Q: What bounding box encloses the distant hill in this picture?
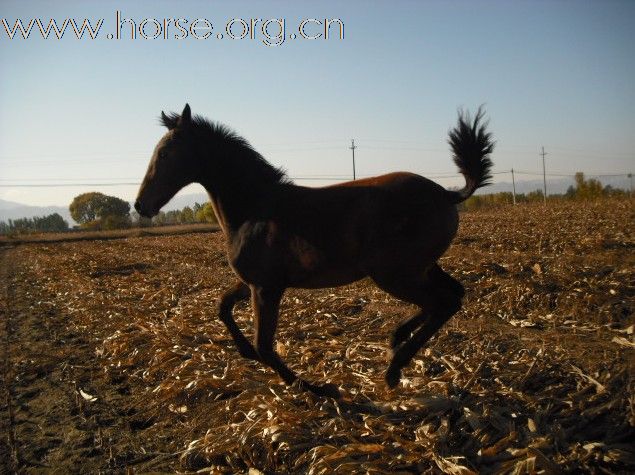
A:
[0,199,74,225]
[0,193,211,226]
[161,193,209,211]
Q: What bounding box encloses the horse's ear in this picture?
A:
[160,111,178,130]
[180,104,192,125]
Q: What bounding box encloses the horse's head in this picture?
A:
[135,103,198,218]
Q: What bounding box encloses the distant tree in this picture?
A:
[565,185,576,199]
[451,180,628,212]
[602,184,626,198]
[69,192,130,229]
[572,172,603,200]
[527,189,544,202]
[153,211,167,226]
[462,191,515,210]
[100,195,130,219]
[33,213,69,232]
[69,192,102,223]
[181,206,194,224]
[0,213,68,234]
[101,214,131,230]
[166,210,180,224]
[7,218,30,234]
[195,202,217,223]
[144,202,217,227]
[131,211,152,228]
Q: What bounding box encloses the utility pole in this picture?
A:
[350,139,357,180]
[511,168,517,205]
[540,146,548,205]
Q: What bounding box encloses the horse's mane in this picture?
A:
[162,112,290,185]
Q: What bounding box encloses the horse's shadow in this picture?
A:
[307,388,465,425]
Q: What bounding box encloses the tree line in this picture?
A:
[68,192,218,230]
[0,192,217,235]
[0,173,630,234]
[460,173,630,210]
[0,213,69,235]
[133,202,217,227]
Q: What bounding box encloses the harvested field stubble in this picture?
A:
[2,199,633,473]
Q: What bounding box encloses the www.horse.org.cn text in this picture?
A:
[1,12,345,46]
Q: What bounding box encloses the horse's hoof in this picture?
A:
[385,368,401,388]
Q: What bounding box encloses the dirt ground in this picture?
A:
[1,199,633,473]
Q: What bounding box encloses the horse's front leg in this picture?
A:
[218,281,260,361]
[251,285,341,399]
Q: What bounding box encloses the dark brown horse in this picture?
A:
[135,104,493,398]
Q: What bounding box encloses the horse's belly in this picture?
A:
[288,266,364,289]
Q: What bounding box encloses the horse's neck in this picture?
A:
[200,154,276,234]
[206,184,273,234]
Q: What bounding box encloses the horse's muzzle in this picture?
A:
[134,199,152,218]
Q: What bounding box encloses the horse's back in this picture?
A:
[333,171,457,229]
[331,171,451,205]
[276,172,459,277]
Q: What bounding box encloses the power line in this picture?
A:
[1,142,632,162]
[0,171,501,185]
[358,145,443,152]
[260,145,344,152]
[0,183,142,188]
[0,170,632,188]
[0,177,142,182]
[256,139,345,146]
[547,146,633,157]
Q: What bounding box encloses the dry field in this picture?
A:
[1,199,633,473]
[0,223,219,246]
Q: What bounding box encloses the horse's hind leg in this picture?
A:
[251,285,341,399]
[391,312,426,349]
[219,281,260,361]
[387,266,464,387]
[391,266,465,349]
[372,264,465,388]
[372,268,433,348]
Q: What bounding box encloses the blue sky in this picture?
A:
[1,0,633,206]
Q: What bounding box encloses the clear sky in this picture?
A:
[1,0,633,206]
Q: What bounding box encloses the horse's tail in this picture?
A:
[446,107,494,204]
